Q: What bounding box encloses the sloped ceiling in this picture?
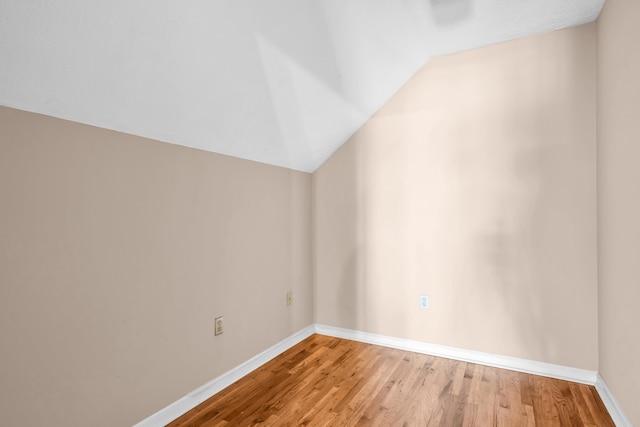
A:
[0,0,604,172]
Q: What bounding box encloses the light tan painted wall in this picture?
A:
[0,106,313,427]
[597,1,640,424]
[314,24,598,370]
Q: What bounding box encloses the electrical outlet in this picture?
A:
[286,291,293,306]
[420,295,429,309]
[215,316,224,336]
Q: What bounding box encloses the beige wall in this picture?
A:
[597,0,640,424]
[0,106,313,426]
[314,24,598,370]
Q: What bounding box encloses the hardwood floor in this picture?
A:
[168,334,615,426]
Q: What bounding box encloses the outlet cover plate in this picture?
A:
[215,316,224,336]
[286,291,293,306]
[420,295,429,309]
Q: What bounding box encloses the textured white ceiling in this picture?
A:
[0,0,604,172]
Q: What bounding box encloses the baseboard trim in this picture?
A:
[133,325,316,427]
[595,374,633,427]
[313,324,598,385]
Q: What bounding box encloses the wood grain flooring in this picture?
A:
[167,334,615,426]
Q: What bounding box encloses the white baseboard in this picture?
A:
[313,324,598,385]
[595,374,634,427]
[133,325,315,427]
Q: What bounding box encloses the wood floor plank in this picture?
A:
[581,386,617,427]
[167,334,615,426]
[467,363,484,405]
[569,382,595,425]
[331,348,407,426]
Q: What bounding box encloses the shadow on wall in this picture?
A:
[319,23,598,368]
[314,23,597,370]
[341,100,561,362]
[430,0,474,25]
[339,251,359,329]
[448,131,551,361]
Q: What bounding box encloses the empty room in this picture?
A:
[0,0,638,426]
